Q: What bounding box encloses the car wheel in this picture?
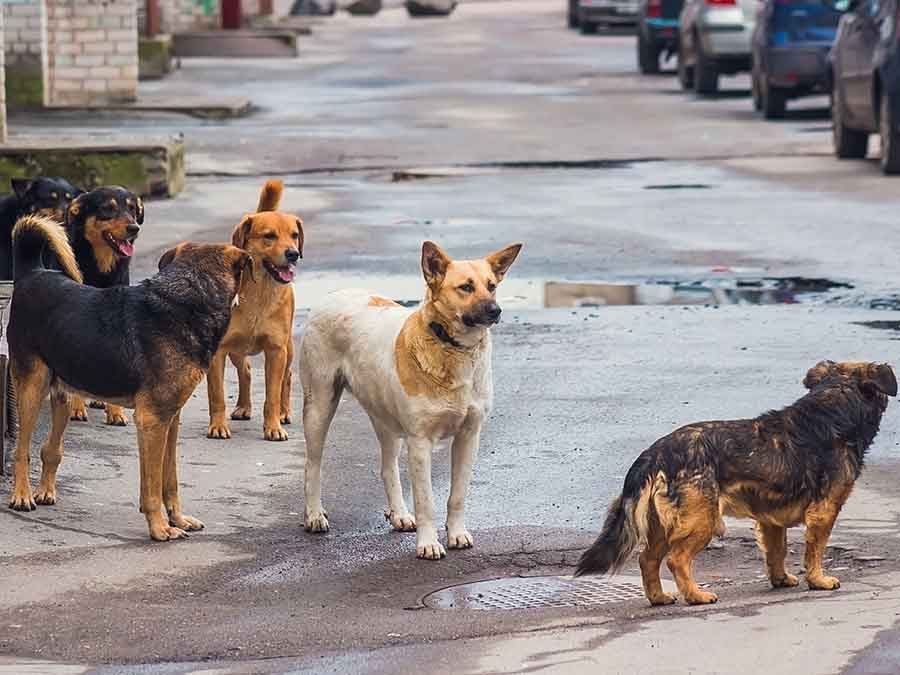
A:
[831,80,868,159]
[694,36,718,95]
[677,49,694,90]
[638,32,660,74]
[568,0,579,28]
[762,81,787,120]
[751,58,763,112]
[580,19,598,33]
[880,94,900,174]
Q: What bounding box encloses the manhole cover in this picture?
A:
[423,575,670,611]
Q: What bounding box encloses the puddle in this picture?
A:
[644,183,713,190]
[855,321,900,333]
[294,275,851,311]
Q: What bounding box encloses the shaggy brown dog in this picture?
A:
[206,179,302,442]
[576,361,896,605]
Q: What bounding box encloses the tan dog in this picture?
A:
[206,180,302,442]
[299,241,522,559]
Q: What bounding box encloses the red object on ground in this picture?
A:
[222,0,243,29]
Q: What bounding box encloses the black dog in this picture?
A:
[65,186,144,424]
[0,177,82,280]
[7,214,252,541]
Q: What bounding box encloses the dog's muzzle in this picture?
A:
[463,301,502,327]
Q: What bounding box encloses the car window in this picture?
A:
[867,0,879,15]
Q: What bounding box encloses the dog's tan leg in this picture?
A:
[263,345,288,441]
[408,436,445,560]
[804,487,851,590]
[280,339,293,425]
[135,405,186,541]
[229,353,252,421]
[302,376,341,533]
[756,522,798,588]
[446,418,481,550]
[375,421,414,532]
[104,404,128,427]
[640,512,675,605]
[9,361,50,511]
[162,411,204,533]
[69,394,88,422]
[207,349,231,439]
[34,388,71,506]
[665,485,718,604]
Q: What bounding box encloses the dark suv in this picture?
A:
[637,0,684,73]
[829,0,900,173]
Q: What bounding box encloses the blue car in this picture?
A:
[751,0,846,118]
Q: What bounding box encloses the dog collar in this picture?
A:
[429,321,466,349]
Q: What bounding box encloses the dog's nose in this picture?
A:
[126,223,140,237]
[285,248,301,264]
[485,302,501,321]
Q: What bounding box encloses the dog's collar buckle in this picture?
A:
[429,321,466,350]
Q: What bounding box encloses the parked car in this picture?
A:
[829,0,900,173]
[751,0,845,118]
[637,0,684,73]
[571,0,640,33]
[677,0,757,94]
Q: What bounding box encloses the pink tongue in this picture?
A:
[277,266,295,282]
[118,241,134,257]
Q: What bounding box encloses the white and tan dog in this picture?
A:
[299,241,522,559]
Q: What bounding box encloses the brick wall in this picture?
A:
[45,0,139,106]
[159,0,221,32]
[3,0,47,107]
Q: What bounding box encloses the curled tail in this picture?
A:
[257,179,284,212]
[12,214,82,283]
[575,454,661,577]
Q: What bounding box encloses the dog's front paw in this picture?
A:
[169,514,205,532]
[207,421,232,439]
[771,572,799,588]
[648,592,677,606]
[89,400,106,410]
[70,401,88,422]
[280,412,292,425]
[807,574,840,591]
[416,539,447,560]
[230,406,252,421]
[105,407,128,426]
[9,487,36,511]
[385,510,416,532]
[264,423,288,442]
[149,524,190,541]
[447,529,474,549]
[305,510,330,533]
[684,590,718,605]
[33,484,57,506]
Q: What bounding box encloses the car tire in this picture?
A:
[677,49,694,90]
[568,0,579,28]
[751,58,763,112]
[762,82,787,120]
[694,36,718,95]
[638,32,660,74]
[580,19,598,33]
[831,80,868,159]
[880,94,900,174]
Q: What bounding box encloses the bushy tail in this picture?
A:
[12,214,82,283]
[575,455,659,577]
[257,179,284,212]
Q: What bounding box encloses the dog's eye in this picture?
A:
[65,193,72,199]
[458,282,475,293]
[50,192,58,200]
[487,281,496,292]
[292,232,299,240]
[264,233,277,241]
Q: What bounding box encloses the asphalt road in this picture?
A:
[4,1,900,673]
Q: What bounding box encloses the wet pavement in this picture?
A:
[4,1,900,673]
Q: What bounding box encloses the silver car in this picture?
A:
[677,0,756,94]
[576,0,640,33]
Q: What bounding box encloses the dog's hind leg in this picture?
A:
[69,394,88,422]
[34,387,71,506]
[803,484,852,591]
[665,484,719,604]
[446,417,482,550]
[104,404,128,427]
[229,353,252,421]
[640,510,675,605]
[207,350,232,439]
[8,359,50,511]
[755,522,798,588]
[302,371,342,533]
[135,404,186,541]
[408,436,445,560]
[279,339,293,426]
[374,420,415,532]
[163,410,204,533]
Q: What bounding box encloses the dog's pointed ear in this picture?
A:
[232,215,253,249]
[11,178,34,200]
[485,243,522,282]
[65,194,85,228]
[135,197,145,225]
[803,360,835,390]
[421,241,451,291]
[868,364,898,397]
[296,218,304,258]
[158,246,178,271]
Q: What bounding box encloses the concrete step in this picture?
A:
[173,30,299,58]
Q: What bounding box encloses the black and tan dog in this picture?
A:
[7,215,251,541]
[576,361,896,606]
[64,186,144,426]
[0,177,82,280]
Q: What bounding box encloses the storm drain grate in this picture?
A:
[424,575,668,611]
